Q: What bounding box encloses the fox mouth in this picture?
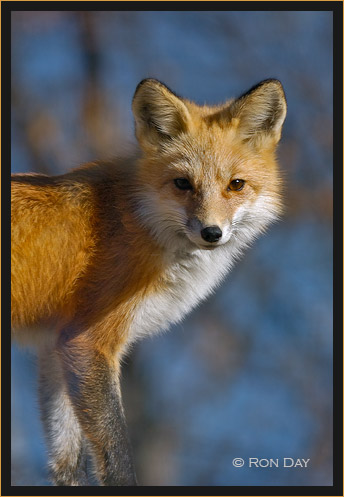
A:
[188,239,223,251]
[198,244,219,250]
[184,233,228,251]
[185,232,231,251]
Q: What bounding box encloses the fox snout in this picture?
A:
[200,226,222,243]
[185,217,230,249]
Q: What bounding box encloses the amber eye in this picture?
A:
[174,178,193,190]
[228,179,245,191]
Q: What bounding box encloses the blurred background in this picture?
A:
[11,10,333,486]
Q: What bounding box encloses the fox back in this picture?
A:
[11,78,286,485]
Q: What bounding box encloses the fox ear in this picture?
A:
[229,79,287,145]
[132,79,191,149]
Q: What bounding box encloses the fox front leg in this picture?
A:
[58,331,138,486]
[38,348,89,486]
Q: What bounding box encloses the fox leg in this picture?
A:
[38,348,89,486]
[58,330,138,486]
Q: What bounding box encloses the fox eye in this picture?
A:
[174,178,193,190]
[228,179,245,191]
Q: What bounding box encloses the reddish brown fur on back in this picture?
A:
[11,177,96,328]
[11,164,165,355]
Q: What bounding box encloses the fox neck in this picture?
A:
[125,241,239,347]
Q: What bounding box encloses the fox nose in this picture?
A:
[201,226,222,243]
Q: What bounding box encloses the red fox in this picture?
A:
[11,78,286,486]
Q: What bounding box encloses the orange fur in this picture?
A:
[11,162,165,355]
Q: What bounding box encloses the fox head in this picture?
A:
[132,78,286,253]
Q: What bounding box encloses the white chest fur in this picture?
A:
[128,242,241,344]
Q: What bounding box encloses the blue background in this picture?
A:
[11,10,333,486]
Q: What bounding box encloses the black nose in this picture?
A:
[201,226,222,243]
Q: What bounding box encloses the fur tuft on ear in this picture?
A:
[132,79,191,149]
[229,79,287,144]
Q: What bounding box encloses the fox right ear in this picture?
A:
[229,79,287,146]
[132,79,191,150]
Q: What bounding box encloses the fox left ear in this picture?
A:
[229,79,287,145]
[132,79,191,150]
